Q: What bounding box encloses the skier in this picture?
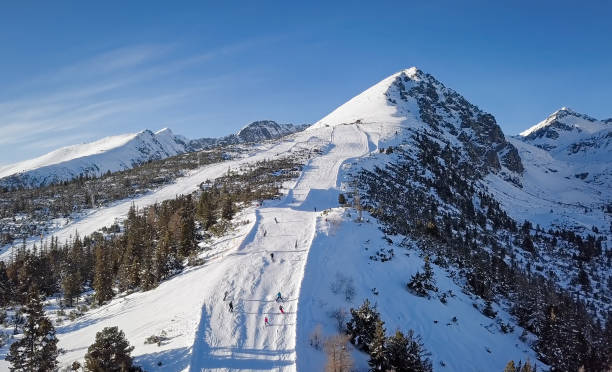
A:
[276,292,283,302]
[223,291,228,301]
[265,316,270,326]
[270,252,275,262]
[274,217,278,224]
[229,301,234,313]
[279,305,285,314]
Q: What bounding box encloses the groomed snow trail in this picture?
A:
[189,124,370,371]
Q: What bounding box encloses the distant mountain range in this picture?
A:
[0,120,307,189]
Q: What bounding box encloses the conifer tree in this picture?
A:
[346,299,380,352]
[6,286,59,371]
[221,195,234,221]
[0,261,12,306]
[503,360,517,372]
[197,191,217,229]
[62,235,84,306]
[93,244,113,305]
[386,330,432,372]
[407,257,438,296]
[84,326,137,371]
[368,318,387,371]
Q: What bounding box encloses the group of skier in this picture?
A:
[225,291,286,327]
[224,214,294,327]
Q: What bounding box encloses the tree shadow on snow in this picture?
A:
[283,188,340,211]
[135,347,190,371]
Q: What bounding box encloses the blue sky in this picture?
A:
[1,1,611,165]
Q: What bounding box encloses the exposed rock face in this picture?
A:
[386,68,524,175]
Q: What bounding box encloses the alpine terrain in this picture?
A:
[0,121,306,189]
[0,67,609,372]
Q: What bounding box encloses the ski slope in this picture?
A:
[189,124,370,371]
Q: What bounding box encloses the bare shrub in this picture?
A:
[324,334,353,372]
[330,308,348,332]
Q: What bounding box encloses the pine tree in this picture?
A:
[62,235,84,307]
[178,198,196,257]
[197,191,217,229]
[84,326,137,371]
[385,329,432,372]
[93,244,113,305]
[367,318,387,371]
[221,195,234,220]
[6,286,59,371]
[346,299,381,352]
[407,257,438,296]
[0,261,12,306]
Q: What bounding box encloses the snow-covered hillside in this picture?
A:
[0,128,188,189]
[516,107,611,187]
[1,68,608,371]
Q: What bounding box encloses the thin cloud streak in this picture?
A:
[0,38,272,164]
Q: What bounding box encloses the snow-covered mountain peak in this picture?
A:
[310,67,428,130]
[402,66,421,79]
[515,108,611,185]
[154,127,173,136]
[518,107,610,156]
[312,67,523,174]
[519,107,603,138]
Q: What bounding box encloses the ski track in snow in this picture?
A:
[189,124,370,371]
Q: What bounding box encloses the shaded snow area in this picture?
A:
[486,138,610,233]
[296,208,544,371]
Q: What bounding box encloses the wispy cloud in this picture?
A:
[0,38,270,165]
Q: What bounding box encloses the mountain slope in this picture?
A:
[0,128,188,189]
